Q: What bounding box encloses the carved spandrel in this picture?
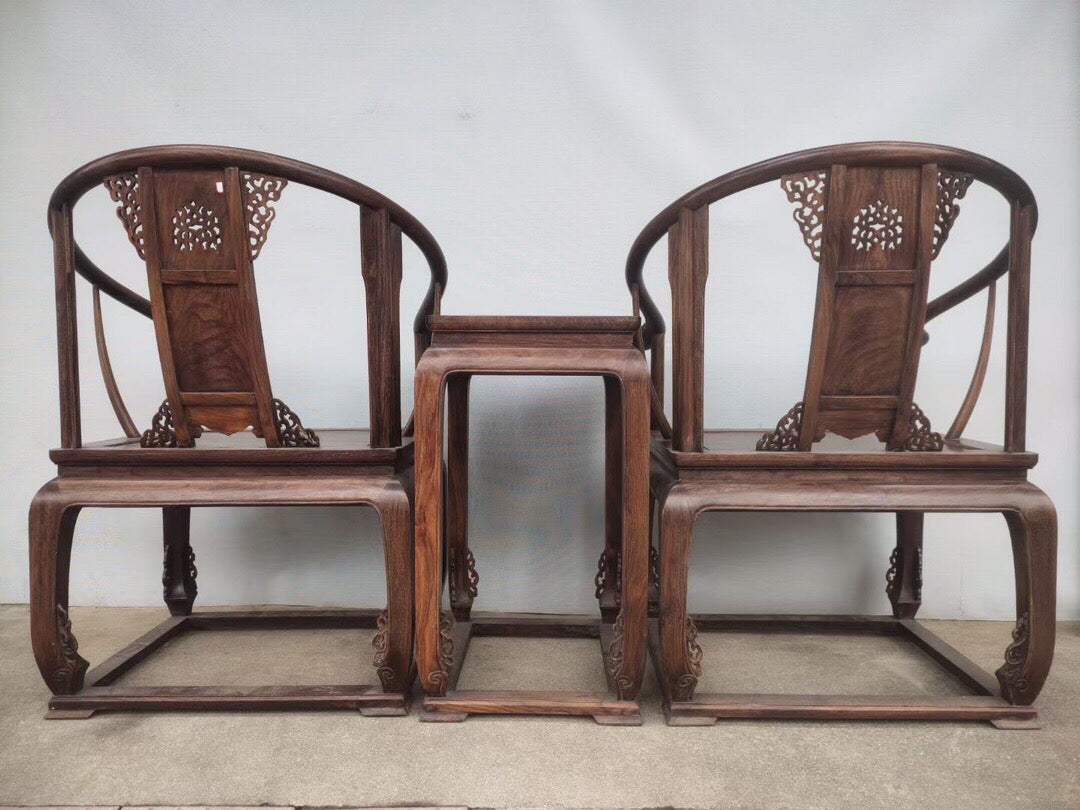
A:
[933,170,974,259]
[271,398,320,447]
[781,171,828,261]
[242,173,287,260]
[894,403,944,452]
[104,173,146,259]
[141,399,190,448]
[757,401,804,451]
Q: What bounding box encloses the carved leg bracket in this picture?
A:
[886,512,923,619]
[996,612,1030,701]
[162,507,197,616]
[668,616,703,702]
[448,546,479,618]
[371,609,399,692]
[54,604,89,694]
[427,611,455,696]
[606,612,636,700]
[595,548,623,619]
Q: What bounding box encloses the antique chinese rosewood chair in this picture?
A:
[31,145,446,716]
[628,142,1057,726]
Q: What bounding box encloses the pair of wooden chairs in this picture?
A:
[31,142,1055,727]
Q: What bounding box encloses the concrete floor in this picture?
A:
[1,605,1078,809]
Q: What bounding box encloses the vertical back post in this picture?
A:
[667,205,708,452]
[50,204,81,448]
[1004,201,1034,452]
[361,206,404,448]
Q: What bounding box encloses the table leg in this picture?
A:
[447,374,476,621]
[414,361,451,696]
[598,377,623,623]
[607,367,650,700]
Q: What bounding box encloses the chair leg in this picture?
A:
[597,376,623,623]
[162,506,196,616]
[446,374,476,621]
[29,483,87,695]
[887,511,923,619]
[998,490,1057,705]
[373,477,416,694]
[414,361,450,696]
[657,485,703,703]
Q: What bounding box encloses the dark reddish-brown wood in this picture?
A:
[626,142,1056,726]
[413,316,651,723]
[32,145,448,716]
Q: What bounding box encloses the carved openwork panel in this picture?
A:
[781,171,828,261]
[171,200,223,252]
[851,200,904,251]
[150,170,238,271]
[833,167,920,269]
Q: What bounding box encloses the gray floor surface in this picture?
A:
[1,605,1078,809]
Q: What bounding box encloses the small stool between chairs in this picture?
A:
[412,316,651,723]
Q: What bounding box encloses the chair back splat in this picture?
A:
[624,142,1037,453]
[48,145,447,449]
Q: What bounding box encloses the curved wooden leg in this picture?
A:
[998,489,1057,705]
[446,374,477,621]
[598,376,623,623]
[372,476,415,695]
[415,361,450,696]
[162,506,196,616]
[657,483,702,703]
[887,511,923,619]
[29,482,87,695]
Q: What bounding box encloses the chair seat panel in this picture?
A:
[51,428,409,467]
[661,429,1036,469]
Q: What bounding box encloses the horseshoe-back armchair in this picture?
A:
[31,145,446,716]
[628,142,1056,727]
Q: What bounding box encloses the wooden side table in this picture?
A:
[413,316,651,723]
